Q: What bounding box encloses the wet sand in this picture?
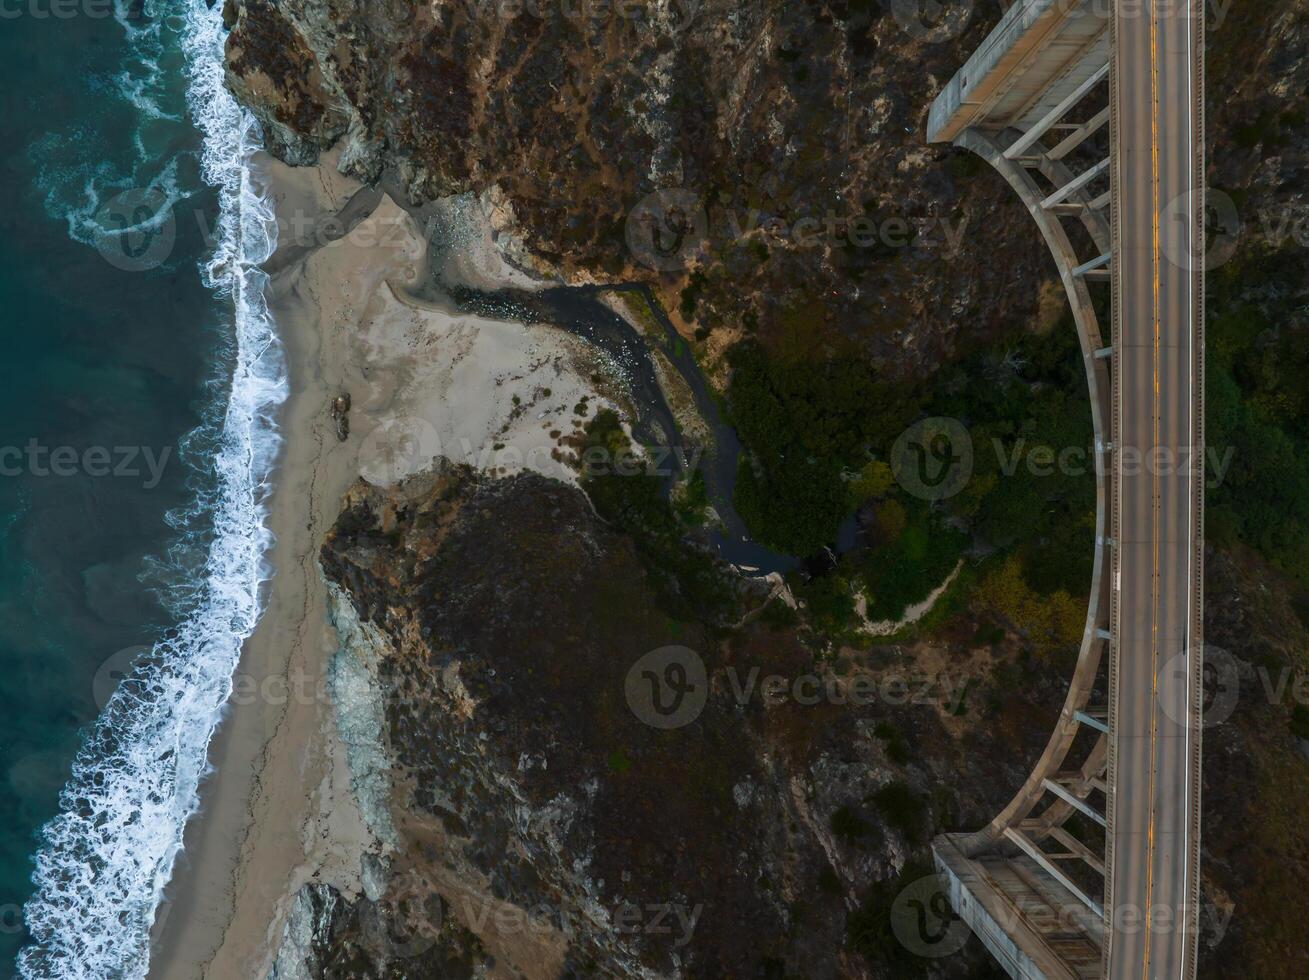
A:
[148,152,615,979]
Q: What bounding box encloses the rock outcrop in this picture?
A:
[221,1,1309,975]
[285,462,1064,977]
[223,0,1056,374]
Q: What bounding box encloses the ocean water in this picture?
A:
[0,2,285,976]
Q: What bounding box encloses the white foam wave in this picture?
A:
[32,0,189,242]
[17,0,288,976]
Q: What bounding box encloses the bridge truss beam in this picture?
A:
[926,2,1205,976]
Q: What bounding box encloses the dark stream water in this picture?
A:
[442,281,859,576]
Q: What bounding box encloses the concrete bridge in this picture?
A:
[926,2,1205,978]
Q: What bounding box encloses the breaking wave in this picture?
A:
[17,0,287,976]
[30,2,192,270]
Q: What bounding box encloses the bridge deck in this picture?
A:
[1104,2,1205,977]
[927,2,1205,978]
[936,837,1103,980]
[928,0,1109,144]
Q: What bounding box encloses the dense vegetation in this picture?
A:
[857,500,968,621]
[921,314,1096,659]
[1204,246,1309,583]
[610,238,1309,651]
[726,316,1096,648]
[578,410,737,623]
[727,339,915,555]
[924,314,1096,589]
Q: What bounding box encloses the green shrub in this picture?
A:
[858,505,966,622]
[796,573,859,634]
[1291,704,1309,741]
[1203,257,1309,583]
[580,411,734,621]
[870,780,929,846]
[831,805,873,841]
[847,858,941,976]
[727,340,917,553]
[873,722,911,765]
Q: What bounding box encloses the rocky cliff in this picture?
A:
[222,0,1309,376]
[268,462,1085,978]
[223,0,1054,373]
[259,457,1309,978]
[223,0,1309,976]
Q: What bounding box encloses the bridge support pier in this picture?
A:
[935,837,1104,980]
[925,114,1114,973]
[923,3,1204,978]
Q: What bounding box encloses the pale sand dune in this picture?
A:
[149,156,613,979]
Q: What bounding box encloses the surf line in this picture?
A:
[18,3,287,977]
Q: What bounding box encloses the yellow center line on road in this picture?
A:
[1143,1,1162,977]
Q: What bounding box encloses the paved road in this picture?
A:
[1107,2,1204,978]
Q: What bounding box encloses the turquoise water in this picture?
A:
[0,4,230,974]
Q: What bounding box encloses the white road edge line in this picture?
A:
[1181,1,1195,977]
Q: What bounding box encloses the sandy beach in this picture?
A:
[148,152,618,979]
